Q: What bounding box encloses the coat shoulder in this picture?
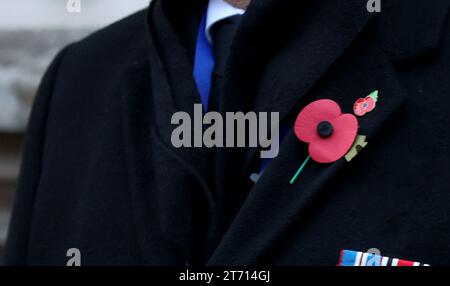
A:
[58,9,150,78]
[37,9,153,138]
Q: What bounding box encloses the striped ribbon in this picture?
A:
[338,250,430,266]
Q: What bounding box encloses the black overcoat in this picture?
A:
[4,0,450,265]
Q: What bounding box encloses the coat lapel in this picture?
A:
[207,0,409,265]
[120,1,217,265]
[220,0,377,171]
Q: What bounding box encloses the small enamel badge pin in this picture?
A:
[289,91,379,185]
[354,90,379,117]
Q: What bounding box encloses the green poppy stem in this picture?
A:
[289,155,311,185]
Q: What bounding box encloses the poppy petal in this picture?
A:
[354,105,366,116]
[308,114,358,163]
[364,96,376,112]
[294,99,342,143]
[353,99,367,116]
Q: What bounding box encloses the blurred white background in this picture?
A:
[0,0,150,131]
[0,0,150,256]
[0,0,149,29]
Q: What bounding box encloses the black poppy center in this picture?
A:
[317,121,334,138]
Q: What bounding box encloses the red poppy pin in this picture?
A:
[354,90,378,117]
[290,91,379,185]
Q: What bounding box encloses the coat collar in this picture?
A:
[120,0,217,264]
[235,0,376,170]
[148,0,214,196]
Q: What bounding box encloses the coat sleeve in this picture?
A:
[2,45,71,265]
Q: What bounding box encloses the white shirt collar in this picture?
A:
[205,0,245,43]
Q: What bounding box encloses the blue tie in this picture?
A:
[192,13,290,179]
[193,14,215,111]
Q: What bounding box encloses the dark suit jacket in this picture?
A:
[4,0,450,265]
